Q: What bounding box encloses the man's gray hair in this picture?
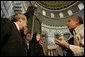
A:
[69,16,83,24]
[11,13,26,22]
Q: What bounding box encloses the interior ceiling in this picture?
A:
[36,1,77,10]
[30,1,84,27]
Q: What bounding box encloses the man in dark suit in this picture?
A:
[1,13,28,56]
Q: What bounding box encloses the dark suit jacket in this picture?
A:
[1,18,27,56]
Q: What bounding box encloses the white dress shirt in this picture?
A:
[14,22,20,31]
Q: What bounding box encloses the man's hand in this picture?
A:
[55,38,69,48]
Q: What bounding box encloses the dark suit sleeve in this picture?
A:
[1,19,11,47]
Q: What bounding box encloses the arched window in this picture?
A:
[51,13,54,18]
[68,10,73,16]
[78,3,84,10]
[42,10,46,16]
[59,12,64,18]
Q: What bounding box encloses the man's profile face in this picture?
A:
[20,16,27,30]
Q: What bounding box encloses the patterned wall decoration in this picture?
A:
[41,23,72,44]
